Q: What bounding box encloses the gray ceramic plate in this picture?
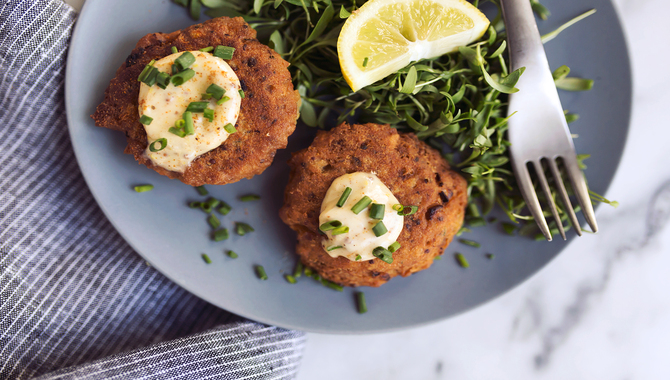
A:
[65,0,631,333]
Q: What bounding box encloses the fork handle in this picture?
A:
[500,0,556,90]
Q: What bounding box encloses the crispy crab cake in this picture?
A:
[92,17,300,186]
[279,123,468,287]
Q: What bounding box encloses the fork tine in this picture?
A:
[562,155,599,233]
[513,160,552,241]
[548,159,582,236]
[533,160,566,240]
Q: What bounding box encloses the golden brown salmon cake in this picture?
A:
[92,17,300,186]
[279,122,468,287]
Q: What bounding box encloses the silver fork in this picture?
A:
[500,0,598,240]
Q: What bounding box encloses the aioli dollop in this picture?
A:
[138,51,242,173]
[319,172,403,261]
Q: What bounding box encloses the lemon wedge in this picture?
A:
[338,0,490,92]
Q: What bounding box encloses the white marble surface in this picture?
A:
[64,0,670,378]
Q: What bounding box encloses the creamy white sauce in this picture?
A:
[319,172,403,261]
[138,51,242,173]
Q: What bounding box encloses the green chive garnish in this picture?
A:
[227,250,238,259]
[293,262,303,278]
[188,201,201,208]
[196,185,208,196]
[217,96,230,105]
[206,83,225,100]
[235,222,254,236]
[208,214,220,229]
[170,68,195,86]
[186,101,209,113]
[326,246,342,252]
[201,93,213,100]
[332,226,349,235]
[203,108,214,122]
[303,267,313,277]
[502,222,516,235]
[202,253,212,264]
[217,202,232,215]
[137,62,154,82]
[200,46,214,52]
[285,274,296,284]
[369,203,385,219]
[238,89,245,98]
[200,202,213,213]
[458,239,481,248]
[362,57,368,67]
[355,254,362,261]
[173,0,187,6]
[205,198,220,208]
[372,221,387,237]
[398,205,418,216]
[486,253,495,260]
[434,256,442,260]
[392,204,403,212]
[321,279,343,291]
[388,241,401,253]
[171,46,178,54]
[455,253,469,268]
[351,196,372,214]
[171,64,178,75]
[149,138,167,152]
[174,51,195,71]
[239,194,260,202]
[319,220,343,231]
[223,123,236,133]
[213,228,229,241]
[139,115,153,125]
[336,187,352,207]
[141,67,159,86]
[356,291,367,314]
[156,72,171,89]
[372,246,393,264]
[255,265,268,280]
[134,184,153,193]
[213,45,235,60]
[183,111,194,135]
[168,126,186,137]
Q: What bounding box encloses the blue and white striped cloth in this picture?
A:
[0,0,306,378]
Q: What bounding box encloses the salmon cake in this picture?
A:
[92,17,300,186]
[279,123,468,287]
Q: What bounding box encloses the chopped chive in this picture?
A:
[156,72,171,89]
[351,196,372,214]
[369,203,385,219]
[331,226,349,235]
[171,64,178,75]
[255,265,268,280]
[183,111,194,135]
[455,253,469,268]
[303,267,313,277]
[200,46,214,52]
[213,228,229,241]
[186,101,209,113]
[200,202,213,213]
[201,93,213,100]
[326,245,342,252]
[201,253,212,264]
[362,57,368,67]
[223,123,236,133]
[174,52,195,71]
[468,217,487,227]
[203,108,214,122]
[168,126,186,137]
[356,291,367,314]
[285,274,296,284]
[319,220,342,231]
[170,68,195,86]
[188,201,201,208]
[355,254,362,261]
[196,185,208,196]
[392,204,403,212]
[213,45,235,60]
[502,222,516,235]
[149,138,167,152]
[434,256,442,260]
[399,205,418,216]
[239,194,261,202]
[208,214,220,229]
[217,202,232,215]
[189,0,201,20]
[372,221,387,237]
[458,239,481,248]
[235,222,254,236]
[293,261,304,278]
[388,241,401,253]
[238,89,245,98]
[321,279,343,291]
[134,184,154,193]
[171,46,178,54]
[137,62,154,82]
[217,96,231,105]
[205,198,220,209]
[173,0,188,6]
[139,115,153,125]
[486,253,495,260]
[227,250,238,259]
[372,246,393,264]
[141,67,159,86]
[336,187,352,207]
[206,83,225,100]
